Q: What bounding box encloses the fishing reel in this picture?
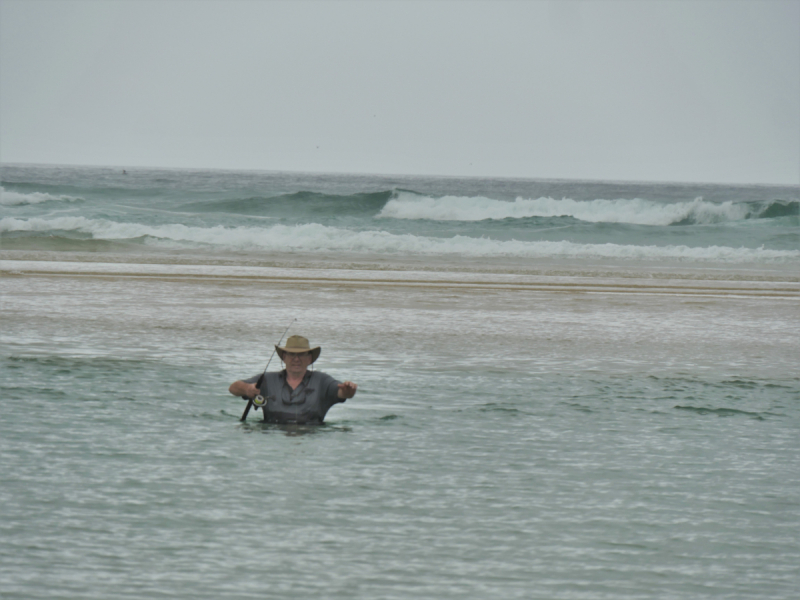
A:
[252,395,266,408]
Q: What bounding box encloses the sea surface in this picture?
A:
[2,164,799,599]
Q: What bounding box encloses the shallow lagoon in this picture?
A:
[2,256,799,599]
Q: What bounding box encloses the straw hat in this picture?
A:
[276,335,321,363]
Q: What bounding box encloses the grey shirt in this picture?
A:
[245,370,343,424]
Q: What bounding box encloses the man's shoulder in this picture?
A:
[310,370,337,383]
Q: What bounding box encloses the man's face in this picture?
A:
[283,351,312,374]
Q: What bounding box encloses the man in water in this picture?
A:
[229,335,357,424]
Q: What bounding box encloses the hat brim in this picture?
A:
[276,345,321,363]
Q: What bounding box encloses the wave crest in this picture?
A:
[0,186,80,206]
[378,192,797,226]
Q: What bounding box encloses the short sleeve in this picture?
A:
[317,372,343,407]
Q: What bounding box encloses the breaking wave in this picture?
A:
[3,216,797,263]
[0,186,80,206]
[377,191,799,226]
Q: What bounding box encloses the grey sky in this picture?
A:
[1,0,798,184]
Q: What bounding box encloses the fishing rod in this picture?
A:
[240,318,296,422]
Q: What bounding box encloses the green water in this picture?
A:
[2,269,798,599]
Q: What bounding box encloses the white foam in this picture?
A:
[0,186,79,206]
[2,216,797,263]
[377,192,753,225]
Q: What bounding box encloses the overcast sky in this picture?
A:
[1,0,798,184]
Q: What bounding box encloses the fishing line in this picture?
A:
[240,318,296,422]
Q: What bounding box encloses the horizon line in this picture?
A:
[1,161,798,189]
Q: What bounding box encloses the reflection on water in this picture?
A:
[239,420,353,436]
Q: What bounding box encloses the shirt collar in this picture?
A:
[280,369,312,384]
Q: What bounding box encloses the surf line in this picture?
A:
[240,318,296,422]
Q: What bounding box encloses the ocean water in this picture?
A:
[1,164,799,599]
